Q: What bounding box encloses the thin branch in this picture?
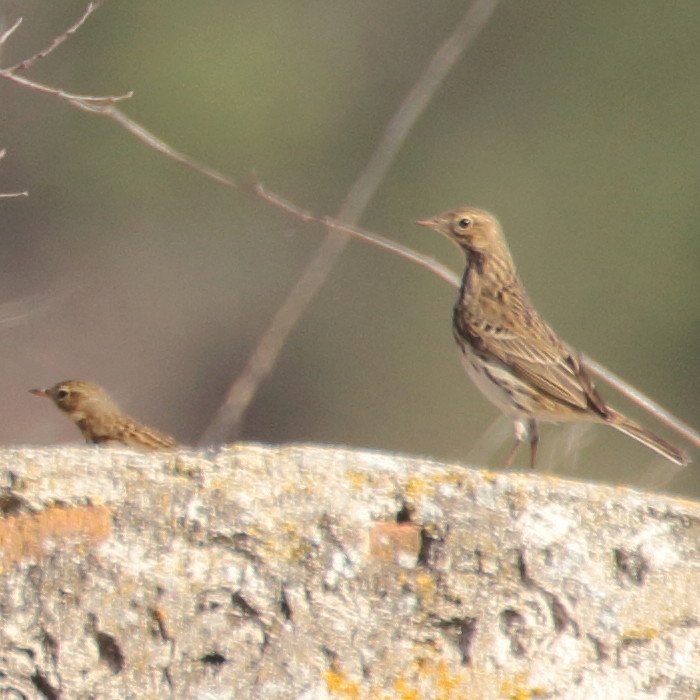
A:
[581,354,700,450]
[8,0,107,72]
[0,17,22,47]
[0,71,132,104]
[199,0,502,444]
[340,0,500,218]
[71,101,240,188]
[252,181,460,287]
[0,1,128,105]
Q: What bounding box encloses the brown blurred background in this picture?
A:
[0,0,697,495]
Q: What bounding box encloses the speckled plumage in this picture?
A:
[31,379,178,450]
[419,207,688,468]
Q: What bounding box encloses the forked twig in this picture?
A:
[8,0,107,72]
[0,1,130,105]
[3,1,697,451]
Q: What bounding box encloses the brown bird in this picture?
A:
[30,379,178,449]
[418,207,689,469]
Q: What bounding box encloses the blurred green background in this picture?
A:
[0,0,697,495]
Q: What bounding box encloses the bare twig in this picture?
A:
[3,1,697,451]
[71,101,240,188]
[0,1,129,105]
[0,17,23,47]
[199,0,502,444]
[0,148,28,198]
[8,0,107,72]
[252,181,460,288]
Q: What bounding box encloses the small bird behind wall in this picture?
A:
[418,207,689,469]
[30,379,178,450]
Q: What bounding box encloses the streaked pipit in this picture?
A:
[418,207,689,469]
[30,379,178,449]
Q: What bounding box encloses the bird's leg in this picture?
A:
[502,418,528,469]
[527,418,539,469]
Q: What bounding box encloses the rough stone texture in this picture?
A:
[0,444,697,699]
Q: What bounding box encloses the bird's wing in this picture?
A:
[113,420,179,449]
[470,292,602,413]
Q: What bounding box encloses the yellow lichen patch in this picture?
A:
[622,627,659,642]
[289,539,316,563]
[0,504,112,568]
[504,486,529,513]
[405,477,435,500]
[324,670,361,698]
[481,470,499,484]
[500,673,549,699]
[415,572,437,602]
[347,470,372,491]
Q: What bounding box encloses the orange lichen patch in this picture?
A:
[370,521,421,565]
[0,504,112,565]
[148,606,170,641]
[324,670,361,698]
[434,660,464,696]
[384,659,473,700]
[325,658,483,699]
[393,676,420,700]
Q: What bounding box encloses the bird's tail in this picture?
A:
[606,409,690,467]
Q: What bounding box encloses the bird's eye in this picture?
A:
[55,390,68,400]
[457,218,471,230]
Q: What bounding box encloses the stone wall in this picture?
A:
[0,444,697,698]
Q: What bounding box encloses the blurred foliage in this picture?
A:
[0,0,697,495]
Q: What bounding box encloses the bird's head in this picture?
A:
[30,380,117,421]
[417,207,505,256]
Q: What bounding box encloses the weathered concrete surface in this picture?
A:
[0,444,697,699]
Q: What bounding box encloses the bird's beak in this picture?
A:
[416,218,437,229]
[29,388,49,397]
